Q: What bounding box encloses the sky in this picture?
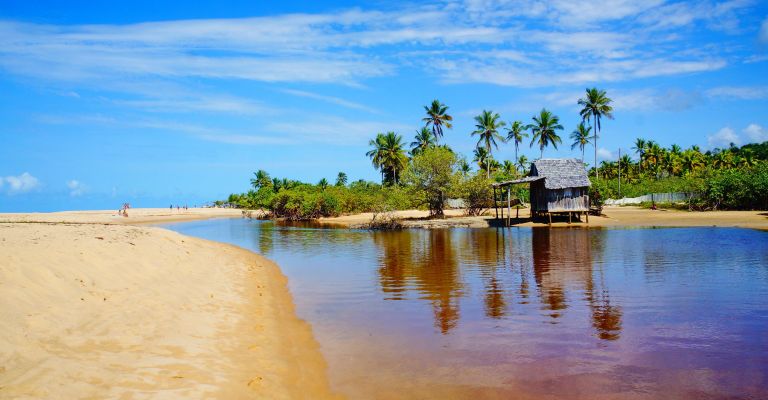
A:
[1,0,767,211]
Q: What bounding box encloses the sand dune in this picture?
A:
[0,217,338,399]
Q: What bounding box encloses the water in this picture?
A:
[162,219,768,399]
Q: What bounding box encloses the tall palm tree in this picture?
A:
[570,122,592,163]
[367,132,408,185]
[578,88,614,179]
[473,147,492,176]
[529,108,563,159]
[410,126,437,156]
[422,99,453,140]
[632,138,646,174]
[471,110,506,177]
[505,120,528,163]
[516,155,529,174]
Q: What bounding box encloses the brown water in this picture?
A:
[164,220,768,399]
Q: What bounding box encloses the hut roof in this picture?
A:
[531,158,590,189]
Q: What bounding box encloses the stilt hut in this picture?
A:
[492,158,591,225]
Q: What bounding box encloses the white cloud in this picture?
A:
[760,17,768,44]
[597,148,615,161]
[705,86,768,100]
[0,1,745,91]
[66,180,86,196]
[278,89,379,113]
[743,124,768,143]
[707,127,741,148]
[1,172,40,194]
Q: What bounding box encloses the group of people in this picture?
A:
[119,203,131,217]
[170,204,189,211]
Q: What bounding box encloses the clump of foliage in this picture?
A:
[457,174,494,216]
[402,147,460,217]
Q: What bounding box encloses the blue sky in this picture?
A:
[1,0,767,211]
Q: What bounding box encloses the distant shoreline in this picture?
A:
[317,206,768,231]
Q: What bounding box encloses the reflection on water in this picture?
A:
[163,219,768,399]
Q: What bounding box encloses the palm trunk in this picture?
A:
[594,115,599,180]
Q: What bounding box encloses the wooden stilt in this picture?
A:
[586,211,589,223]
[493,187,498,219]
[548,212,552,226]
[568,212,572,224]
[506,187,511,227]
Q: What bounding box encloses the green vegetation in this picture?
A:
[225,92,768,219]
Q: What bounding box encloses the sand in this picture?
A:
[0,210,339,399]
[319,206,768,230]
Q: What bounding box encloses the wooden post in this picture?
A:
[493,187,498,219]
[568,212,572,224]
[506,187,511,227]
[548,212,552,226]
[586,211,589,223]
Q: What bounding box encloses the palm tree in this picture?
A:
[318,178,329,190]
[570,122,592,163]
[505,120,528,163]
[422,99,453,140]
[459,159,471,175]
[501,160,516,177]
[471,110,506,177]
[250,169,271,189]
[473,147,492,176]
[578,88,614,179]
[335,172,348,187]
[529,108,563,159]
[516,155,529,174]
[632,138,646,174]
[366,132,408,185]
[410,127,437,156]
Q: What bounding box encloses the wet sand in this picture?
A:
[319,206,768,230]
[0,210,339,399]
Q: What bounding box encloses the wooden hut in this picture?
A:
[493,158,591,225]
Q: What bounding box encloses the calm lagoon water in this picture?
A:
[162,218,768,399]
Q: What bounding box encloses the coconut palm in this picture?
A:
[250,169,271,189]
[578,88,614,179]
[335,172,348,187]
[505,120,528,163]
[459,159,471,175]
[366,132,408,185]
[516,155,529,174]
[410,126,437,156]
[529,108,563,159]
[570,122,592,163]
[501,160,516,177]
[473,147,492,176]
[632,138,646,173]
[318,178,329,190]
[471,110,506,177]
[422,99,453,140]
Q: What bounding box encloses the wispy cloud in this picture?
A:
[706,85,768,100]
[279,89,380,113]
[66,180,86,196]
[1,172,40,194]
[0,1,748,90]
[707,126,740,148]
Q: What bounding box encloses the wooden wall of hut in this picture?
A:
[530,181,589,212]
